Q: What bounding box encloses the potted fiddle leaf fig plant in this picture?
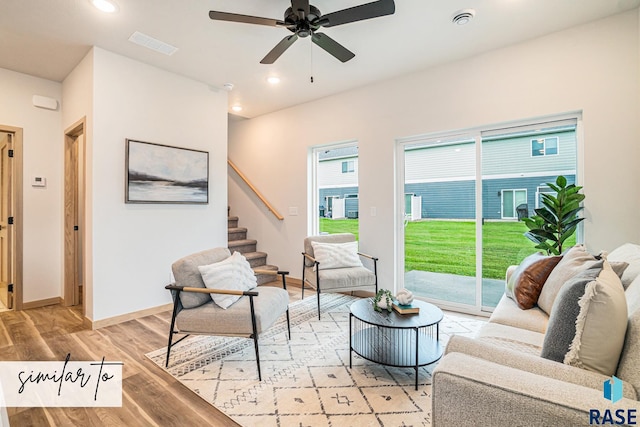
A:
[522,175,585,256]
[373,289,393,313]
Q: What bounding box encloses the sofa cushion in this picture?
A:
[311,240,363,270]
[476,322,544,355]
[537,245,598,315]
[315,266,376,291]
[541,260,627,376]
[506,252,562,309]
[198,251,257,309]
[608,243,640,288]
[172,247,232,309]
[489,294,548,334]
[175,286,289,335]
[617,275,640,394]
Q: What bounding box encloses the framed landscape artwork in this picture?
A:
[125,139,209,204]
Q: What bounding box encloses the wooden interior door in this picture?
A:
[64,121,84,307]
[0,132,13,309]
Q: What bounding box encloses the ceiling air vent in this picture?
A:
[128,31,178,56]
[452,9,475,25]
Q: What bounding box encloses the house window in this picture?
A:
[531,137,559,156]
[342,160,355,173]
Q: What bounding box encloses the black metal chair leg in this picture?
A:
[301,255,306,300]
[286,309,291,340]
[249,295,261,381]
[316,266,321,320]
[166,291,181,368]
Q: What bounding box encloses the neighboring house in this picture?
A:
[319,127,576,220]
[318,146,360,218]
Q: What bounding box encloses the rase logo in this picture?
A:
[604,376,624,404]
[589,376,636,425]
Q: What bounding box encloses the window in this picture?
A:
[501,189,527,219]
[531,137,559,157]
[342,160,355,173]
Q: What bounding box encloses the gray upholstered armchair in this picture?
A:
[165,247,290,380]
[302,233,378,319]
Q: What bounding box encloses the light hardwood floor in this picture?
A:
[0,283,308,426]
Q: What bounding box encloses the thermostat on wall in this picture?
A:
[32,177,46,187]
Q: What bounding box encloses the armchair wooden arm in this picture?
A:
[252,269,289,290]
[357,252,379,261]
[302,252,319,265]
[165,284,258,297]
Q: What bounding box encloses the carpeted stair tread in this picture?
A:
[228,227,247,233]
[227,227,248,241]
[253,264,278,273]
[228,242,257,255]
[254,265,279,285]
[242,251,268,268]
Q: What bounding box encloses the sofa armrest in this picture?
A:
[433,352,640,427]
[445,335,637,400]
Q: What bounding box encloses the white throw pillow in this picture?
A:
[537,245,598,314]
[311,241,363,270]
[198,251,257,309]
[564,261,628,375]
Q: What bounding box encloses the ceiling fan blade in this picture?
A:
[317,0,395,28]
[311,33,355,63]
[260,34,299,64]
[291,0,310,19]
[209,10,285,27]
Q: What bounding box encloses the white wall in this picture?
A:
[63,48,228,322]
[0,68,63,303]
[229,11,640,290]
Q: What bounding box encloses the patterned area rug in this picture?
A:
[146,294,485,426]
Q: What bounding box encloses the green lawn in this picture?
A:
[320,218,576,279]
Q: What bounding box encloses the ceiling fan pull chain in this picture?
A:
[310,37,314,83]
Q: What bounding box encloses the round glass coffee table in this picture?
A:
[349,298,443,390]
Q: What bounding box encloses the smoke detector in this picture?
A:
[223,83,234,91]
[452,9,475,25]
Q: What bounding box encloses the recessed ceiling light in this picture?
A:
[90,0,119,13]
[267,76,281,85]
[452,9,475,25]
[232,105,243,112]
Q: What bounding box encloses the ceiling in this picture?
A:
[1,0,638,118]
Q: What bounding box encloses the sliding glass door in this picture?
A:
[399,117,579,313]
[402,135,478,307]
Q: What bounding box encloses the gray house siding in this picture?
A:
[405,181,476,219]
[481,175,576,219]
[319,187,359,217]
[403,174,576,220]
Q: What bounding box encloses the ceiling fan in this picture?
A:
[209,0,395,64]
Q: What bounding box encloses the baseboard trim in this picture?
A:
[285,277,303,287]
[86,303,173,330]
[22,297,62,309]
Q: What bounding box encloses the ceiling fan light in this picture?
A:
[267,76,281,85]
[91,0,119,13]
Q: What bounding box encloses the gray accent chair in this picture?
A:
[165,248,290,380]
[302,233,378,319]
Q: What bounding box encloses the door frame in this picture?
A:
[63,118,86,309]
[0,125,23,311]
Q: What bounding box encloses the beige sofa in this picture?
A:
[432,243,640,426]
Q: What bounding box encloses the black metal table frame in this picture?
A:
[349,302,442,390]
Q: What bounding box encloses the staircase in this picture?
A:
[228,215,279,285]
